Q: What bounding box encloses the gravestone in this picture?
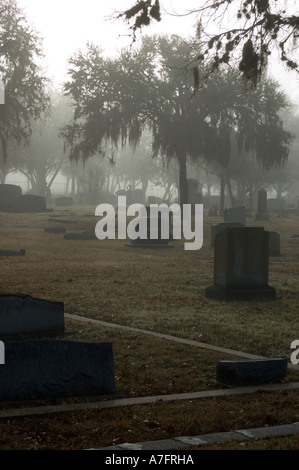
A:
[0,340,116,401]
[44,225,66,234]
[210,222,244,247]
[63,231,97,240]
[126,207,174,248]
[268,197,285,214]
[147,196,157,205]
[216,358,287,386]
[269,231,281,257]
[255,188,269,221]
[223,206,246,226]
[277,208,289,219]
[131,189,146,205]
[0,249,25,256]
[205,227,276,300]
[0,295,64,336]
[55,196,73,207]
[0,184,22,211]
[49,217,77,224]
[11,194,47,213]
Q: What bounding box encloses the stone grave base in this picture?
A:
[44,225,66,234]
[63,231,97,240]
[0,340,116,401]
[0,249,25,257]
[205,284,276,301]
[216,358,287,387]
[125,242,174,248]
[49,217,77,224]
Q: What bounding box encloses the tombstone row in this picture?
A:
[0,184,49,213]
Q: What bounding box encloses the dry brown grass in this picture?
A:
[0,205,299,450]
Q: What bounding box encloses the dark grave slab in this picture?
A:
[63,231,97,240]
[216,358,287,387]
[210,222,244,247]
[44,225,66,234]
[49,217,77,224]
[0,295,64,337]
[0,249,25,256]
[126,207,174,248]
[206,227,276,300]
[0,340,116,401]
[269,231,281,257]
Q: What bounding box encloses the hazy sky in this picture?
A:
[16,0,299,105]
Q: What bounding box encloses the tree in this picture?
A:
[62,35,208,205]
[62,34,292,208]
[117,0,299,88]
[15,94,71,196]
[0,0,50,179]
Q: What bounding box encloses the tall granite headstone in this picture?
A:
[0,184,22,211]
[255,189,269,221]
[205,227,276,300]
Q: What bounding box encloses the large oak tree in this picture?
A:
[0,0,50,179]
[62,34,292,208]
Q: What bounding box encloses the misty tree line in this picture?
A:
[1,0,299,212]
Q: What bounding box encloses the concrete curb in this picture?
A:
[93,422,299,450]
[64,313,299,371]
[1,381,299,419]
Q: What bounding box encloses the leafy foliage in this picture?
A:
[119,0,161,39]
[0,0,50,164]
[62,34,292,205]
[117,0,299,87]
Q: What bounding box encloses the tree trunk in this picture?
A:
[0,137,7,183]
[220,168,226,215]
[226,175,234,207]
[178,154,188,206]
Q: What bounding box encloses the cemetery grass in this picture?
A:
[0,207,299,450]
